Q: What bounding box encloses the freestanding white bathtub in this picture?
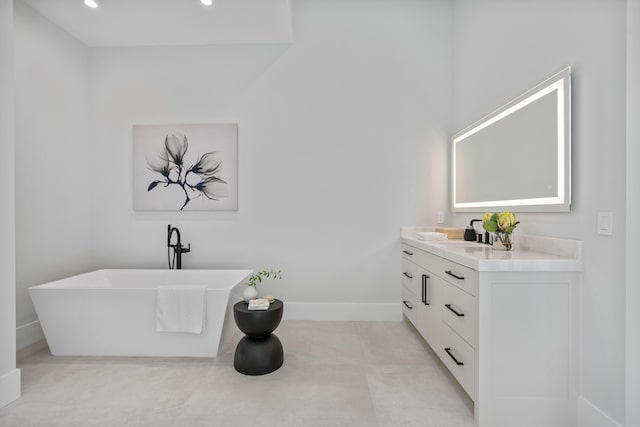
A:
[29,269,252,357]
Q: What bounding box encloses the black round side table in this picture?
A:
[233,299,284,375]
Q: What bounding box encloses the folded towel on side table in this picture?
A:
[248,298,270,311]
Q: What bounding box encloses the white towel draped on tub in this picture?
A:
[156,285,207,334]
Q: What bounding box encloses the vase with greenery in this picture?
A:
[243,269,282,302]
[482,211,520,250]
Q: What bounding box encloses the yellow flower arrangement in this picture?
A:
[482,211,519,234]
[482,211,520,250]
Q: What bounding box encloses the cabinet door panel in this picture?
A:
[415,268,442,350]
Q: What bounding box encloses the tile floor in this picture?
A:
[0,320,475,427]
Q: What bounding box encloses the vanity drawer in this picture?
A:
[438,323,475,400]
[407,246,478,296]
[440,281,476,347]
[432,257,478,297]
[402,286,417,325]
[401,259,420,296]
[401,243,417,261]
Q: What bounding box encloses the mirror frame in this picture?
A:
[452,67,571,212]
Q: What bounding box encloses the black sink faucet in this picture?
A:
[167,224,190,270]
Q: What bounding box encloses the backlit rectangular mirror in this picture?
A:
[452,67,571,212]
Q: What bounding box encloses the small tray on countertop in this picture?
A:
[435,227,464,240]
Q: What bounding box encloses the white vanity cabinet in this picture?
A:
[402,244,476,397]
[400,230,583,427]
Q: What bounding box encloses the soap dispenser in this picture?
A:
[464,219,482,241]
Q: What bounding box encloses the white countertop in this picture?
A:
[401,227,583,272]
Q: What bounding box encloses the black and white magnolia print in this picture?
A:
[133,123,238,211]
[146,133,226,210]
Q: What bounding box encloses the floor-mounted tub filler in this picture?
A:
[29,269,252,357]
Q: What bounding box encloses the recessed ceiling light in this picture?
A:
[84,0,98,8]
[201,0,213,6]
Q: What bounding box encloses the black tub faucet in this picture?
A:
[167,224,190,270]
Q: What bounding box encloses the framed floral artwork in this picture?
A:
[133,123,238,211]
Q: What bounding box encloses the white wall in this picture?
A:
[627,1,640,425]
[13,1,93,346]
[452,0,627,424]
[0,0,20,409]
[88,0,452,308]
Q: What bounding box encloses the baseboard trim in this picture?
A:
[282,302,402,321]
[578,396,622,427]
[16,320,44,351]
[0,369,20,409]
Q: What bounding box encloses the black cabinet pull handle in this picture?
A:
[444,348,464,366]
[403,272,413,279]
[402,300,413,309]
[445,270,465,280]
[445,304,464,317]
[403,250,413,256]
[422,274,430,306]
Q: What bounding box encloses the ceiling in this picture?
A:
[21,0,293,47]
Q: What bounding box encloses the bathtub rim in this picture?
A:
[28,268,254,291]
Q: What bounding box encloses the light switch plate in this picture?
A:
[597,211,613,235]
